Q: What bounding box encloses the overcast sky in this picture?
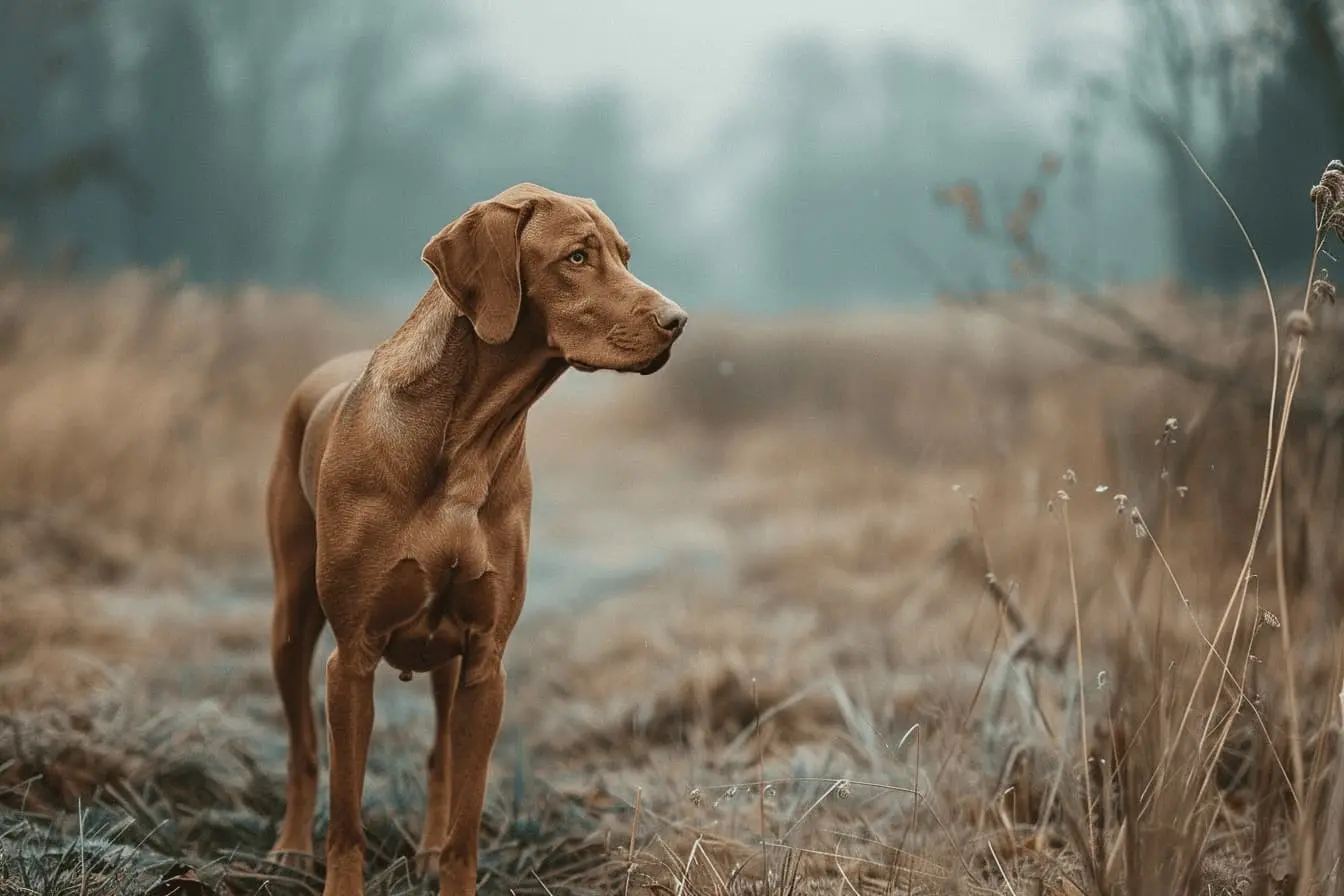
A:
[457,0,1134,157]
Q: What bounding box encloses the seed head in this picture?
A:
[1286,309,1314,339]
[1113,493,1129,513]
[1311,278,1337,307]
[688,788,704,807]
[1322,169,1344,204]
[1128,505,1147,538]
[1312,183,1334,211]
[836,780,853,799]
[1314,163,1344,231]
[1328,210,1344,242]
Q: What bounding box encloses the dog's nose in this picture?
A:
[654,303,688,333]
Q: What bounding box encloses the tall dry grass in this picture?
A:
[0,266,376,565]
[555,287,1344,893]
[0,265,381,714]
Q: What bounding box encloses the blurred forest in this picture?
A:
[1127,0,1344,292]
[2,0,1342,309]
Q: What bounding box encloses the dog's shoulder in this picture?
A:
[293,350,375,417]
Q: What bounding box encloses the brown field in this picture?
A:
[2,263,1344,895]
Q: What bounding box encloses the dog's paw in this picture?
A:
[414,848,441,882]
[266,845,317,875]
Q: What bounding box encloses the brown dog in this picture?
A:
[263,183,687,896]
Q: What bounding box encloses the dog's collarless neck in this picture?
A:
[367,304,565,498]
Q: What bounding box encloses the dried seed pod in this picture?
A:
[1286,309,1314,338]
[1329,210,1344,241]
[1311,278,1336,306]
[1323,169,1344,203]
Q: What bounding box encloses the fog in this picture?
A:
[4,0,1340,310]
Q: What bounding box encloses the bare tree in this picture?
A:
[200,0,315,284]
[1127,0,1344,290]
[296,7,396,279]
[0,1,141,268]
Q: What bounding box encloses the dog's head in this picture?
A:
[420,183,686,375]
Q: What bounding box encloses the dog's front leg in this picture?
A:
[323,642,378,896]
[417,657,463,879]
[438,643,506,896]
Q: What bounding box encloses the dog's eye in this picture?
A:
[567,250,587,265]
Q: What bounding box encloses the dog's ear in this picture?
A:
[421,197,535,345]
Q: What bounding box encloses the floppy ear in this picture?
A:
[420,198,535,345]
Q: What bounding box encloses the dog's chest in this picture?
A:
[381,583,491,675]
[382,615,462,675]
[416,507,487,584]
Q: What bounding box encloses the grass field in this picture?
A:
[2,249,1344,894]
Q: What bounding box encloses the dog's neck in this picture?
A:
[365,285,566,508]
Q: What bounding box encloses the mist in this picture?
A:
[3,0,1339,309]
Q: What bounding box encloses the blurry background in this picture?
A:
[4,3,1344,895]
[6,0,1342,307]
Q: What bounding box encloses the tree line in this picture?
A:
[3,0,1340,308]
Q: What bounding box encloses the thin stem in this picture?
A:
[1061,500,1094,848]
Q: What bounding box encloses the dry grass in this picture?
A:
[566,288,1344,894]
[2,230,1344,893]
[0,267,373,561]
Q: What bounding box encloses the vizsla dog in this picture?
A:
[264,183,687,896]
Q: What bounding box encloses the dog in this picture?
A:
[263,183,687,896]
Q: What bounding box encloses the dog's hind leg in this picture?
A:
[266,405,328,871]
[416,657,462,879]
